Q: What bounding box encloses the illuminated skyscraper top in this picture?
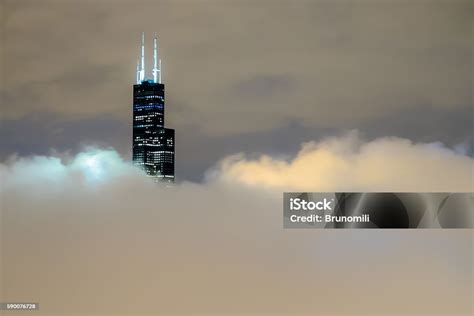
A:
[132,33,174,182]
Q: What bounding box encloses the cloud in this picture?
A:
[214,132,474,191]
[2,1,472,137]
[1,135,473,315]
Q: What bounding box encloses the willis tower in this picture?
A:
[133,33,175,182]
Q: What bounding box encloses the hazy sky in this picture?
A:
[1,0,472,181]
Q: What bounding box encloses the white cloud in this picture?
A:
[1,135,472,315]
[213,132,474,191]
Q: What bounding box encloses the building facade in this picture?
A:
[132,33,175,182]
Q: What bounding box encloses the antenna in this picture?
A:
[140,32,145,82]
[153,34,158,83]
[159,58,162,83]
[136,59,140,84]
[153,34,162,83]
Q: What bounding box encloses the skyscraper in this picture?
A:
[132,33,175,182]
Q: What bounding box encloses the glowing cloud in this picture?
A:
[213,132,474,192]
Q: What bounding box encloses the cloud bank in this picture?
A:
[215,132,473,191]
[1,135,473,316]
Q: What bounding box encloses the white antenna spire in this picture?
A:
[159,58,162,83]
[153,34,158,83]
[140,32,145,82]
[153,34,162,83]
[136,59,140,84]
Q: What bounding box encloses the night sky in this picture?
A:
[1,0,472,181]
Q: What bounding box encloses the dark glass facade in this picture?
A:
[132,80,175,182]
